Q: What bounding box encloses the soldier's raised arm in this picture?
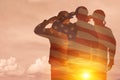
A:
[34,16,57,38]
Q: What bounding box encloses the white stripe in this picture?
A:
[49,36,68,46]
[91,48,107,59]
[67,58,107,72]
[39,34,68,47]
[77,31,97,41]
[91,44,107,59]
[69,40,107,58]
[99,39,115,50]
[69,40,92,53]
[94,25,115,50]
[95,25,114,38]
[76,20,95,31]
[39,28,69,47]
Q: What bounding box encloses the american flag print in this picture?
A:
[34,20,69,65]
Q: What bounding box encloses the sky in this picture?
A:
[0,0,120,80]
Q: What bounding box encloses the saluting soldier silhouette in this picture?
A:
[34,11,74,80]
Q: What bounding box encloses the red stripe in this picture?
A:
[51,29,68,39]
[37,28,68,40]
[109,49,116,54]
[68,48,91,58]
[77,26,97,37]
[68,49,107,65]
[97,33,116,45]
[75,37,107,51]
[77,26,116,45]
[51,43,68,54]
[49,56,66,64]
[49,43,67,64]
[91,55,107,65]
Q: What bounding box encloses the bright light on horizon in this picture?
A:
[75,70,92,80]
[82,72,90,79]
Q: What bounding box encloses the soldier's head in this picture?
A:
[57,11,73,24]
[90,9,106,25]
[75,6,89,22]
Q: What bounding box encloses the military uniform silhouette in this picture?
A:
[34,11,74,80]
[90,9,116,80]
[66,6,99,80]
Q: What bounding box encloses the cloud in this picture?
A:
[27,56,50,74]
[0,57,25,76]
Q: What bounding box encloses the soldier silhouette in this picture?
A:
[66,6,99,80]
[34,11,74,80]
[89,9,116,80]
[34,7,116,80]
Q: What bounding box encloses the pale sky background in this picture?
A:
[0,0,120,80]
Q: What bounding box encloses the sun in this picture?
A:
[75,71,92,80]
[82,72,90,79]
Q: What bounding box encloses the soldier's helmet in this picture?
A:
[57,11,74,22]
[92,9,105,21]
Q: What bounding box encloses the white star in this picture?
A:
[60,24,64,27]
[69,35,72,38]
[54,26,58,29]
[64,29,68,33]
[71,27,74,31]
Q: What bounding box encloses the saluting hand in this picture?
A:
[48,16,57,23]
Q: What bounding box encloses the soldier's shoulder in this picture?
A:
[104,26,111,30]
[88,23,94,27]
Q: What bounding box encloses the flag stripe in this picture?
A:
[68,47,107,59]
[37,28,69,64]
[68,40,93,53]
[75,37,107,51]
[95,25,116,62]
[67,21,108,65]
[50,50,67,60]
[99,39,116,50]
[77,26,115,45]
[77,31,97,41]
[51,43,68,54]
[95,25,114,37]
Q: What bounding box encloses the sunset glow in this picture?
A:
[82,72,90,79]
[0,0,120,80]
